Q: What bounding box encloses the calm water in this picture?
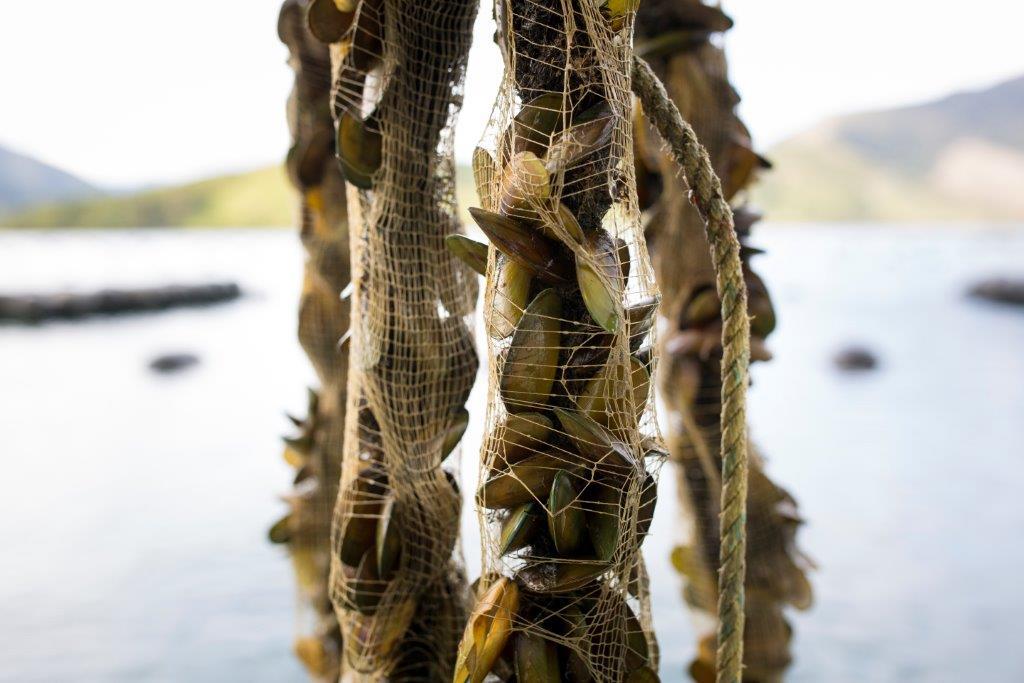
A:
[1,226,1022,682]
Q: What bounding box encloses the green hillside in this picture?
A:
[1,166,294,228]
[1,163,479,229]
[756,75,1024,221]
[7,74,1022,227]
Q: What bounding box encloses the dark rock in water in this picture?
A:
[834,346,878,372]
[968,278,1024,307]
[149,353,200,374]
[0,283,241,324]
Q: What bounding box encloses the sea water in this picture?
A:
[0,225,1022,682]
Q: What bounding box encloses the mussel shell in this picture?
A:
[499,502,544,555]
[576,355,650,427]
[454,577,520,683]
[500,289,562,411]
[495,412,554,466]
[440,407,471,461]
[509,92,566,157]
[306,0,354,43]
[268,513,294,545]
[514,632,561,683]
[489,256,533,340]
[479,454,563,510]
[336,110,381,189]
[547,470,586,555]
[554,408,638,471]
[470,208,571,284]
[375,495,401,579]
[339,463,388,566]
[446,235,488,277]
[342,547,387,615]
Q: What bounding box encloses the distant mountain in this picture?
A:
[0,145,99,213]
[1,166,294,228]
[756,75,1024,221]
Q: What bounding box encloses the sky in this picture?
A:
[1,0,1023,189]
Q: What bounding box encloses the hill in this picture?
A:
[0,145,99,213]
[1,163,478,229]
[1,166,294,228]
[9,74,1022,228]
[756,75,1024,221]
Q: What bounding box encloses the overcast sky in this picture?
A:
[2,0,1022,189]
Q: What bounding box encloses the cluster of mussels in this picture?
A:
[309,0,481,679]
[271,390,345,680]
[632,1,814,681]
[271,2,354,679]
[444,2,664,682]
[330,404,468,670]
[308,0,385,190]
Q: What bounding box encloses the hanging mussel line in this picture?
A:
[308,0,481,679]
[271,1,355,680]
[447,1,667,681]
[632,1,814,681]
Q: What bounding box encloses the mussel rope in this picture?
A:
[632,56,751,683]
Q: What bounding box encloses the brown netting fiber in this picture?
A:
[313,0,481,679]
[455,2,666,681]
[273,2,352,679]
[632,2,813,681]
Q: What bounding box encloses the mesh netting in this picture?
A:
[278,1,805,680]
[454,2,666,681]
[633,2,813,680]
[310,0,481,679]
[274,2,352,679]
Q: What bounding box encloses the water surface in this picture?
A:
[1,225,1022,682]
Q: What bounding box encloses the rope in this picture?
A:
[631,55,751,683]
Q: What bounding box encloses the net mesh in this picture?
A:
[456,2,666,681]
[275,2,352,679]
[314,0,481,679]
[633,2,813,680]
[278,1,806,680]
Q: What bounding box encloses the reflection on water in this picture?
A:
[1,226,1023,682]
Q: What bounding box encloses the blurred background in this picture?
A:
[2,1,1023,681]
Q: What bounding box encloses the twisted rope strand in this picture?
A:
[632,55,751,683]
